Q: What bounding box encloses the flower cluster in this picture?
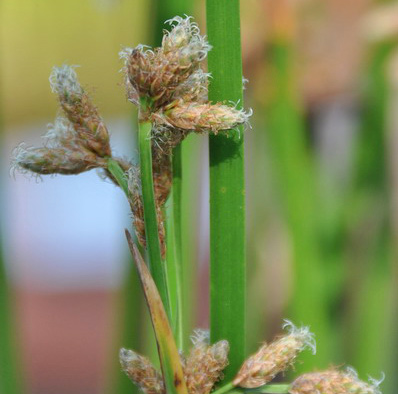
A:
[120,329,229,394]
[12,65,129,180]
[120,15,251,253]
[122,16,251,139]
[120,321,383,394]
[12,16,251,253]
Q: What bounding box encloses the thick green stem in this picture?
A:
[207,0,246,381]
[138,115,171,318]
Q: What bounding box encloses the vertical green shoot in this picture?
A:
[165,144,184,349]
[206,0,246,381]
[265,39,332,369]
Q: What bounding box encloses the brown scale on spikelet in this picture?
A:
[184,330,230,394]
[289,368,383,394]
[120,348,165,394]
[233,321,316,388]
[49,65,112,158]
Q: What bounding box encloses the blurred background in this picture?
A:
[1,0,397,393]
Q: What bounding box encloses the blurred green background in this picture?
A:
[1,0,397,393]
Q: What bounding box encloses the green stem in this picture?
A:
[211,382,235,394]
[172,145,183,348]
[138,114,171,318]
[165,145,184,349]
[206,0,246,381]
[247,384,290,394]
[212,383,291,394]
[107,157,129,196]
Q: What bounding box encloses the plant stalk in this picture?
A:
[211,383,291,394]
[206,0,246,381]
[107,158,129,196]
[165,144,184,349]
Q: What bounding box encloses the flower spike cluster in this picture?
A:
[120,329,229,394]
[119,15,251,253]
[122,15,251,149]
[121,321,383,394]
[12,15,250,256]
[13,65,125,178]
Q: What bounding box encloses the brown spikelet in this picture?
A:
[152,102,251,134]
[14,146,106,176]
[184,330,230,394]
[233,321,316,388]
[126,47,199,110]
[50,65,111,157]
[120,348,165,394]
[289,368,383,394]
[123,16,211,110]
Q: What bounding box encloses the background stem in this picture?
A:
[206,0,246,381]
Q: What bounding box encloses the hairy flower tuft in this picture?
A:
[233,321,315,388]
[49,64,82,97]
[120,348,165,394]
[289,368,383,394]
[49,64,112,157]
[162,16,212,61]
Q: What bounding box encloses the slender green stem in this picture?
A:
[138,114,171,318]
[211,382,235,394]
[107,157,129,196]
[211,383,291,394]
[165,145,184,349]
[172,145,183,348]
[247,384,290,394]
[207,0,246,381]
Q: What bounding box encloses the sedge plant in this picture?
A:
[12,13,384,394]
